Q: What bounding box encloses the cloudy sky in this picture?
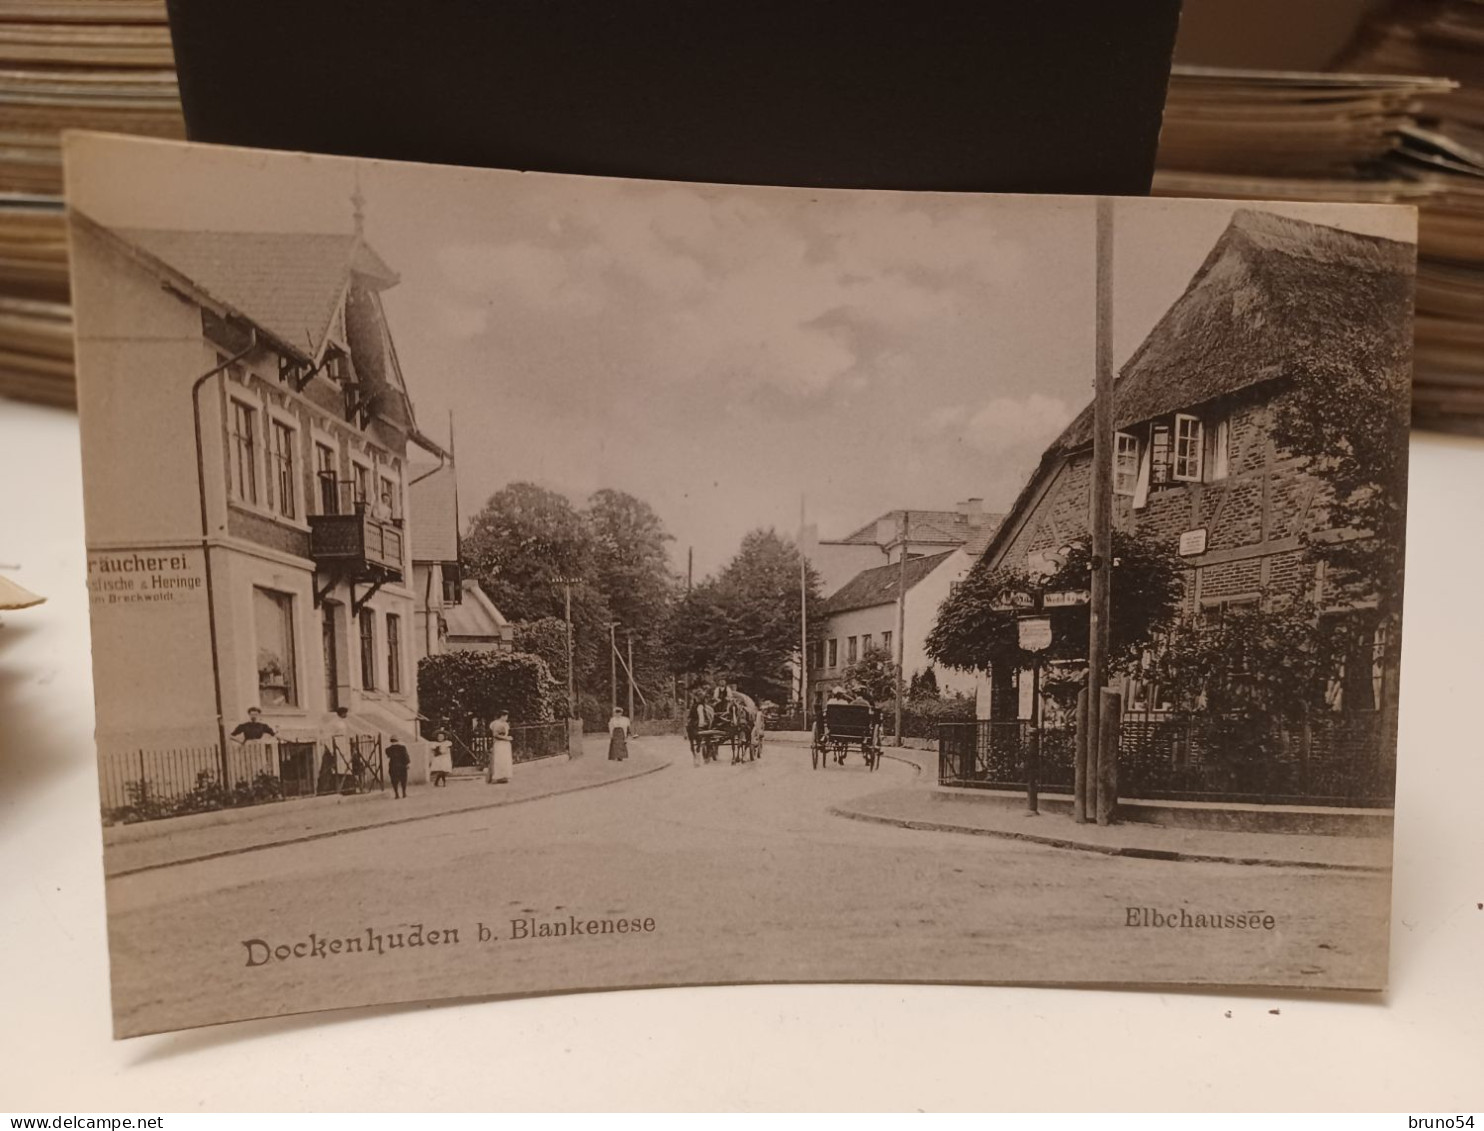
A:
[66,135,1416,578]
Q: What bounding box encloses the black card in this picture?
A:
[165,0,1181,194]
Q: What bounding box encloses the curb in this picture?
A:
[107,758,673,879]
[826,804,1389,873]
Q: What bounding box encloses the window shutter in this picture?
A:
[1132,435,1151,508]
[1150,424,1171,486]
[1210,417,1230,480]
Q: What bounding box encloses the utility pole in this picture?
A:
[552,577,577,720]
[610,622,619,711]
[894,510,909,746]
[1085,195,1117,826]
[799,494,809,727]
[626,629,635,721]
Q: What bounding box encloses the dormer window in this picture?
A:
[1173,414,1203,482]
[1140,411,1231,493]
[1114,432,1140,496]
[322,350,347,384]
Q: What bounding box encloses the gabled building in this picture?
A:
[73,205,448,768]
[977,209,1413,723]
[801,499,1000,597]
[803,500,1004,703]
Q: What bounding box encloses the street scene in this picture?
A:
[104,733,1389,1038]
[63,134,1414,1034]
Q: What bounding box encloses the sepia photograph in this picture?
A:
[63,131,1414,1038]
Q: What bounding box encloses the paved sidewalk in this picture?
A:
[103,736,672,878]
[832,787,1394,872]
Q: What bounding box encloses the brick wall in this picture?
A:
[990,389,1328,614]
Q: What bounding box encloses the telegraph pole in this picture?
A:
[799,494,809,727]
[1086,195,1117,826]
[554,578,576,720]
[626,629,635,721]
[610,622,619,711]
[894,510,909,746]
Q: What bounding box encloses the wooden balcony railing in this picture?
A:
[308,507,404,581]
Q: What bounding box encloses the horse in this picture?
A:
[686,699,717,764]
[717,692,764,764]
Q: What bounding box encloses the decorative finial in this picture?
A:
[351,177,366,237]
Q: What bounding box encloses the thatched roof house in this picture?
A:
[981,209,1414,577]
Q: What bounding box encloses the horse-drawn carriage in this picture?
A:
[811,703,882,770]
[687,695,764,765]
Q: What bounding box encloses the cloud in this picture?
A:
[427,184,1047,406]
[922,393,1074,459]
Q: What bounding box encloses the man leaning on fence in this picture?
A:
[231,707,275,744]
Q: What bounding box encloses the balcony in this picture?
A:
[309,506,404,582]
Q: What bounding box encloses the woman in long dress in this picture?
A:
[607,707,630,761]
[487,710,514,784]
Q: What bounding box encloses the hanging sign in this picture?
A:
[1042,589,1090,608]
[990,589,1036,612]
[1018,615,1053,652]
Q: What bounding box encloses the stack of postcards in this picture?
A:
[0,0,182,407]
[1154,57,1484,436]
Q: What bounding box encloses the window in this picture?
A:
[1150,424,1171,487]
[1173,414,1203,482]
[442,571,462,605]
[862,633,874,654]
[316,443,338,515]
[359,607,376,690]
[270,420,297,520]
[378,474,400,520]
[847,636,858,663]
[386,613,402,694]
[230,400,258,505]
[827,639,838,668]
[1114,432,1140,497]
[882,630,892,656]
[352,462,371,510]
[253,587,297,706]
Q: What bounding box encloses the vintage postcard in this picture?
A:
[64,132,1414,1037]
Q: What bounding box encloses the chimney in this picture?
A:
[957,497,984,517]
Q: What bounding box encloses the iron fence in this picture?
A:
[100,734,386,825]
[467,721,569,767]
[939,710,1394,807]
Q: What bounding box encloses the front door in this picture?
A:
[322,603,339,711]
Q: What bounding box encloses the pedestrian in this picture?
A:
[230,706,276,744]
[387,738,410,799]
[607,706,630,761]
[486,710,513,784]
[429,729,453,787]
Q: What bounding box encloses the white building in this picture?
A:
[73,206,446,781]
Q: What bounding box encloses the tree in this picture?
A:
[585,489,676,630]
[908,666,941,701]
[665,529,824,702]
[926,529,1184,698]
[1270,315,1410,621]
[842,646,900,705]
[463,483,597,623]
[584,488,679,693]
